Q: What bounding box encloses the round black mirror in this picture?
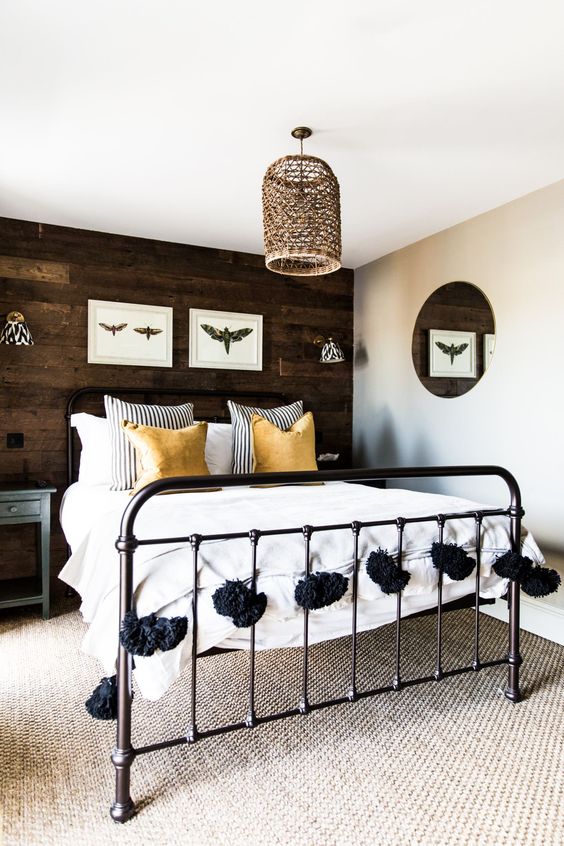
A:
[412,282,495,398]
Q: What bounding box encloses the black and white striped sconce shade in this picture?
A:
[314,335,345,364]
[0,311,34,345]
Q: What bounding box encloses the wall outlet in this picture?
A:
[7,433,24,448]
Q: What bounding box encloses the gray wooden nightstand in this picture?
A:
[0,482,56,619]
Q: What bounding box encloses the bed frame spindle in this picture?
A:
[393,517,406,691]
[246,530,260,729]
[348,521,361,701]
[299,525,313,715]
[435,516,446,682]
[473,513,484,670]
[188,534,202,743]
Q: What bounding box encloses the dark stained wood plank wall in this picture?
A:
[0,217,353,589]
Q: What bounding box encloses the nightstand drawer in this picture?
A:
[0,499,41,518]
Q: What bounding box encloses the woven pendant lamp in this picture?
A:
[262,127,341,276]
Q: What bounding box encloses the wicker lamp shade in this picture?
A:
[263,129,341,277]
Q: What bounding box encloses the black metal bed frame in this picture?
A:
[65,389,524,825]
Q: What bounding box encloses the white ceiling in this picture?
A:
[1,1,563,269]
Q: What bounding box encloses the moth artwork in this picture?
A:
[189,308,262,371]
[428,329,476,379]
[200,323,253,355]
[99,322,128,336]
[89,300,173,367]
[435,341,469,365]
[134,326,163,341]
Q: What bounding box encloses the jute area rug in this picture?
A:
[1,598,563,846]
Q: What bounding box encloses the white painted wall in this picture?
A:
[353,179,564,549]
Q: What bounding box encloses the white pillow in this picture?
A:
[71,413,112,486]
[204,423,233,475]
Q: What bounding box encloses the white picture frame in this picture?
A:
[483,333,496,371]
[429,329,476,378]
[88,300,173,367]
[189,308,263,371]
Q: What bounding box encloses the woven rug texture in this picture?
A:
[0,599,563,846]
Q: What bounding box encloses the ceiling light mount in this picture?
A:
[263,127,342,277]
[290,126,312,140]
[290,126,312,154]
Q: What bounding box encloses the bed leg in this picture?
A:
[110,541,137,822]
[110,649,136,822]
[504,580,523,703]
[110,747,136,823]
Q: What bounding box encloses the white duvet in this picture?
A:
[59,481,543,700]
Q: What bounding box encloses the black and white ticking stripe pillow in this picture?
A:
[227,399,304,474]
[104,395,194,490]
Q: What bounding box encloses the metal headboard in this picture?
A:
[65,386,288,488]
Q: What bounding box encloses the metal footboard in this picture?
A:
[110,464,524,823]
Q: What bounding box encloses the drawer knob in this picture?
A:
[9,506,18,513]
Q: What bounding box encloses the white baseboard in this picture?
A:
[481,594,564,646]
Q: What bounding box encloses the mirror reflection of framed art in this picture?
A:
[483,333,496,370]
[429,329,476,378]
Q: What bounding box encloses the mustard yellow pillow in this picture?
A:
[121,419,213,495]
[251,412,318,473]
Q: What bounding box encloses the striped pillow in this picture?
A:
[104,395,194,490]
[227,399,303,474]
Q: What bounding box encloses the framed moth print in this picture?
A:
[88,300,173,367]
[429,329,476,378]
[189,309,263,371]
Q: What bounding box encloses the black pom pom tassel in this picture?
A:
[431,542,476,581]
[212,579,267,627]
[521,566,561,597]
[493,550,561,598]
[493,551,532,581]
[119,610,188,657]
[85,675,118,720]
[294,572,348,610]
[366,548,411,594]
[152,614,189,651]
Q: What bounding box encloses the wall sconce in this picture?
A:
[0,311,34,345]
[313,335,345,364]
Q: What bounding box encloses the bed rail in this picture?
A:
[109,464,523,823]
